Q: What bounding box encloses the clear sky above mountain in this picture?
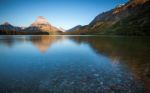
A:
[0,0,127,29]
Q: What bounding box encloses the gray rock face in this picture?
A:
[0,22,22,31]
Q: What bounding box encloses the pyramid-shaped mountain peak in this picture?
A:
[32,16,50,26]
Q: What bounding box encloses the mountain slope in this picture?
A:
[67,25,82,32]
[24,16,62,34]
[0,22,22,31]
[66,0,150,36]
[104,0,150,35]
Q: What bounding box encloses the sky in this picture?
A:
[0,0,127,29]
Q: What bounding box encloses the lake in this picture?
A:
[0,35,150,93]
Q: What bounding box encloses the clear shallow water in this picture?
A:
[0,35,150,93]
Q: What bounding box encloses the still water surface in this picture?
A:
[0,35,150,93]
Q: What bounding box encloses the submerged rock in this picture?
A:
[93,73,99,77]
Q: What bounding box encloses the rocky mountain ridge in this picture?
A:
[0,16,63,35]
[24,16,62,34]
[66,0,150,36]
[0,22,22,31]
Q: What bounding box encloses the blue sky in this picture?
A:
[0,0,127,29]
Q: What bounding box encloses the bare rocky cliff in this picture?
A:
[25,16,61,34]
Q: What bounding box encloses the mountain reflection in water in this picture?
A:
[0,35,149,93]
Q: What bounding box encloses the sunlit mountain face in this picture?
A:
[0,0,150,35]
[32,16,50,26]
[0,0,150,93]
[65,0,150,35]
[24,16,62,34]
[0,16,63,35]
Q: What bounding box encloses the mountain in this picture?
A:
[0,21,50,35]
[24,16,62,34]
[0,22,22,31]
[58,27,66,32]
[67,25,82,32]
[0,16,62,35]
[66,0,150,36]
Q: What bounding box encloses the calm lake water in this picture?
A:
[0,35,150,93]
